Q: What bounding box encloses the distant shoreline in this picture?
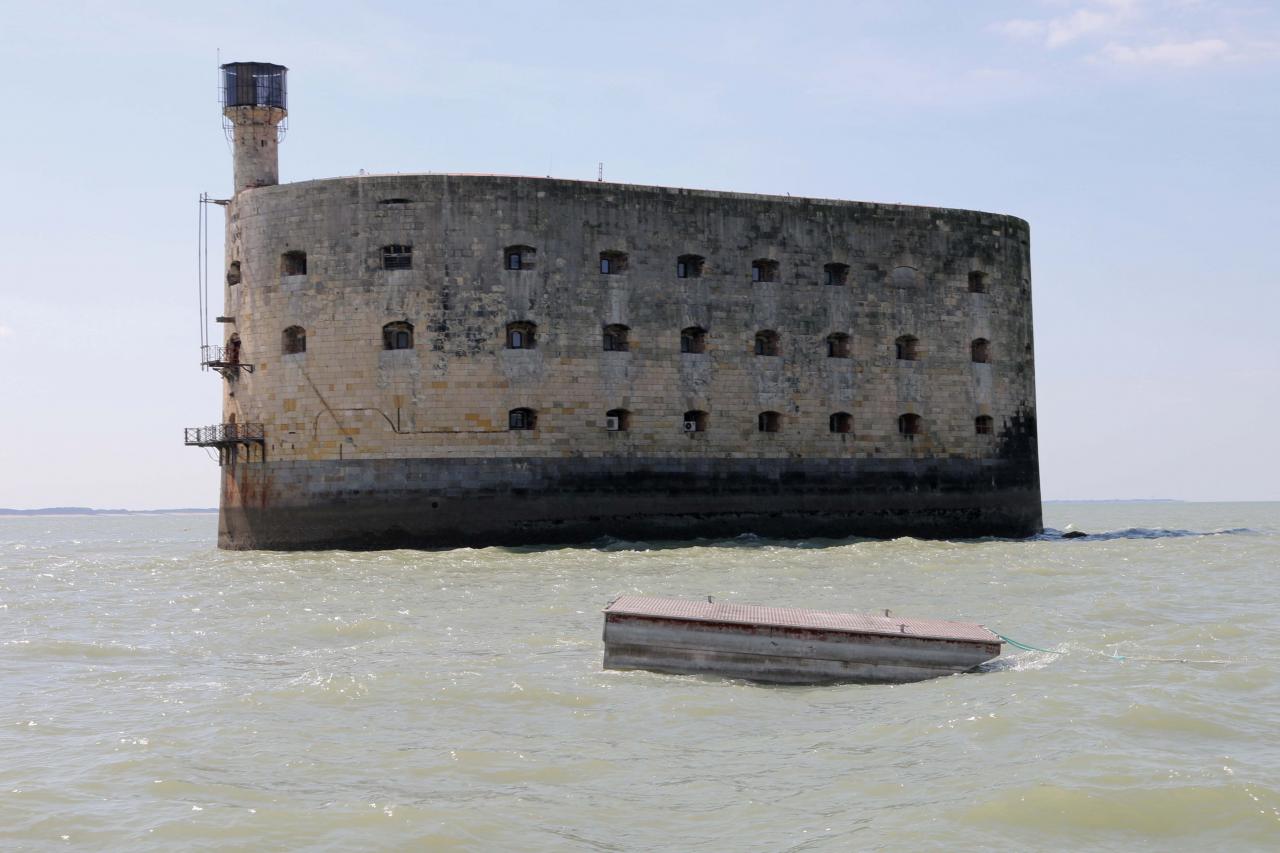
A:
[0,507,218,517]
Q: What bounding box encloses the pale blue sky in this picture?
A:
[1,0,1277,507]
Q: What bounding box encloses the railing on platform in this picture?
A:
[184,423,265,446]
[201,344,254,376]
[184,422,265,465]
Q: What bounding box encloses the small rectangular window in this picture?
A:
[600,258,611,274]
[677,261,687,278]
[507,253,522,270]
[383,245,413,270]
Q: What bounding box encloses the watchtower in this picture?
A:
[221,61,287,192]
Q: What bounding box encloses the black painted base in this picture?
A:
[217,456,1042,550]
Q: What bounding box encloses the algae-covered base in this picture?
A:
[218,456,1041,550]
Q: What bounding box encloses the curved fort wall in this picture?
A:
[218,174,1039,548]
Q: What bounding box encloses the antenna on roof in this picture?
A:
[597,162,603,182]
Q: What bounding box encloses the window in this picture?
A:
[968,271,987,293]
[891,266,919,288]
[751,258,779,282]
[600,250,628,274]
[683,410,708,433]
[824,263,850,286]
[382,245,412,270]
[281,250,307,276]
[975,415,994,435]
[829,412,853,434]
[226,261,241,286]
[603,324,630,352]
[676,254,705,279]
[605,408,630,431]
[754,330,779,356]
[508,408,536,430]
[506,321,536,349]
[971,338,990,363]
[378,198,412,205]
[826,333,850,358]
[383,321,414,350]
[680,326,707,354]
[895,335,918,361]
[758,411,781,433]
[505,245,535,271]
[282,325,306,354]
[898,413,922,436]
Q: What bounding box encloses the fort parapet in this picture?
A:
[196,62,1041,549]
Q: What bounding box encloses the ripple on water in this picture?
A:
[1,504,1278,850]
[958,782,1280,843]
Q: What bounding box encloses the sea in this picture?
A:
[2,501,1277,851]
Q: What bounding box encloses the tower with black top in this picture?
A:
[220,61,287,191]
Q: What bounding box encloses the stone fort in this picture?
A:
[188,62,1041,550]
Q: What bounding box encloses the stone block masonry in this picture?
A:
[214,173,1039,549]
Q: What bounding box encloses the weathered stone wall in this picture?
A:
[216,174,1039,548]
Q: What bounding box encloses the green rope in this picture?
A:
[995,632,1231,665]
[994,632,1064,655]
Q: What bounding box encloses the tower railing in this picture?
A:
[184,423,265,446]
[184,422,266,465]
[201,344,254,376]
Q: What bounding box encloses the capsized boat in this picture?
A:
[602,595,1002,685]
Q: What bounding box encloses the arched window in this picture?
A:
[506,321,536,349]
[895,335,918,361]
[504,245,536,270]
[898,413,922,436]
[824,263,849,286]
[602,324,630,352]
[683,410,708,433]
[826,332,850,358]
[282,325,306,354]
[968,271,987,293]
[891,266,919,288]
[754,330,779,356]
[758,411,781,433]
[226,334,241,365]
[751,258,779,283]
[971,338,990,363]
[676,254,705,279]
[599,250,628,274]
[975,415,994,435]
[829,412,853,434]
[281,250,307,276]
[605,408,630,431]
[226,261,241,286]
[383,321,414,350]
[382,245,413,270]
[680,326,707,354]
[508,408,536,430]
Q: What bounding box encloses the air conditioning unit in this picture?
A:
[683,420,698,432]
[605,416,621,431]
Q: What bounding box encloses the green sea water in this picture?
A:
[2,502,1277,851]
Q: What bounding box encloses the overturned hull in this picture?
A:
[602,596,1002,685]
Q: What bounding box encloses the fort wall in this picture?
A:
[215,174,1040,548]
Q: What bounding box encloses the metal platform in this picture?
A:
[200,344,254,379]
[184,423,265,464]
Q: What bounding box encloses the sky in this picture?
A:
[0,0,1277,507]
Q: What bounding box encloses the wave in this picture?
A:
[1037,526,1256,542]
